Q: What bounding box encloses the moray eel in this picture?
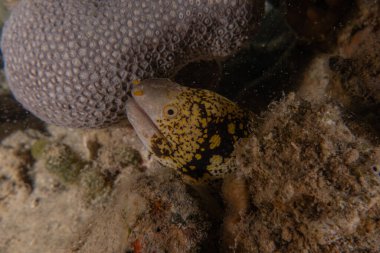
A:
[126,79,254,181]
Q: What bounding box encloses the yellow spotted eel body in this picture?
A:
[126,79,254,182]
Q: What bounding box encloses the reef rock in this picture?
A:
[2,0,263,127]
[223,94,380,252]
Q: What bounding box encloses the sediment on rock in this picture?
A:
[222,94,380,252]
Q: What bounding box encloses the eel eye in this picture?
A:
[163,104,178,118]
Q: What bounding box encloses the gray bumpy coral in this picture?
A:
[2,0,263,127]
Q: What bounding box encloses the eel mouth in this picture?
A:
[126,95,168,151]
[126,95,161,135]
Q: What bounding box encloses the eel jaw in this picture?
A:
[125,95,165,152]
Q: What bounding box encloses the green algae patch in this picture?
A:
[44,144,85,184]
[31,139,49,160]
[113,147,142,168]
[80,168,111,203]
[33,139,113,201]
